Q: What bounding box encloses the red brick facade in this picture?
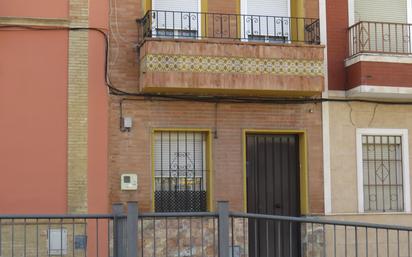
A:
[346,61,412,89]
[109,99,324,213]
[108,0,325,214]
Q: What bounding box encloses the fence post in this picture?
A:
[112,203,124,257]
[218,201,230,257]
[127,202,138,257]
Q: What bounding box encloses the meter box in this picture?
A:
[121,174,138,190]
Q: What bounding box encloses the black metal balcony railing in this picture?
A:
[349,21,412,56]
[137,10,320,45]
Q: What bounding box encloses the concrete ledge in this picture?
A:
[345,53,412,67]
[0,16,69,27]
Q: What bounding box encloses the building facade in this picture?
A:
[108,0,326,215]
[0,0,109,214]
[325,0,412,225]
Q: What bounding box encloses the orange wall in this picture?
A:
[0,0,68,18]
[0,30,68,213]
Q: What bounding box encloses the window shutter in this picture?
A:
[243,0,290,40]
[152,0,200,35]
[152,0,199,13]
[355,0,407,23]
[154,131,206,181]
[246,0,289,17]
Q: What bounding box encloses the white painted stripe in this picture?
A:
[320,0,332,214]
[348,0,355,26]
[322,92,332,214]
[348,85,412,98]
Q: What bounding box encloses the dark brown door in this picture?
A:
[246,134,300,257]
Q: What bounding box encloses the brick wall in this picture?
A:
[346,61,412,89]
[108,99,324,214]
[326,0,348,90]
[107,0,324,214]
[67,0,89,214]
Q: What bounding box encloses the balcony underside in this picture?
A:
[139,39,325,96]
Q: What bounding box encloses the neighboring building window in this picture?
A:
[241,0,290,42]
[357,129,411,213]
[151,0,200,39]
[154,131,208,212]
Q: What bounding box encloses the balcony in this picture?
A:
[346,21,412,97]
[349,21,412,56]
[136,10,324,96]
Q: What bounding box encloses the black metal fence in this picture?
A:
[349,21,412,56]
[137,10,320,45]
[0,214,115,257]
[2,202,412,257]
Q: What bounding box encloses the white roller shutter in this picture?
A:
[355,0,407,23]
[242,0,290,41]
[246,0,289,17]
[154,131,206,191]
[152,0,200,36]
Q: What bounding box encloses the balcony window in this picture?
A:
[151,0,201,38]
[241,0,290,42]
[348,0,412,56]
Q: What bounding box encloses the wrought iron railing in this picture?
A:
[137,10,320,45]
[3,202,412,257]
[349,21,412,56]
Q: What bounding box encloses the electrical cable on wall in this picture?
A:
[2,24,412,106]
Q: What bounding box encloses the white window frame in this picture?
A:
[240,0,291,42]
[356,128,411,213]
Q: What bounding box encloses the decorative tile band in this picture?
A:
[142,54,324,77]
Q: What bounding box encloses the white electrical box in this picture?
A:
[121,174,138,190]
[123,117,133,129]
[48,228,68,255]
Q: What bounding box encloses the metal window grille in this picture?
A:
[154,131,208,212]
[362,135,404,212]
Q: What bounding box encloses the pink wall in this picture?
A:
[88,0,109,214]
[0,30,68,214]
[0,0,109,215]
[88,31,109,214]
[0,0,68,18]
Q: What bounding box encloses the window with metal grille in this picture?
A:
[362,135,404,212]
[154,131,207,212]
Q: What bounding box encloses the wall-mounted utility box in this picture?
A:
[47,228,67,255]
[121,173,138,190]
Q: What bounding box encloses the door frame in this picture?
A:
[242,129,309,214]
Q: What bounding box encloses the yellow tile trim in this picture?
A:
[242,129,309,215]
[151,128,214,211]
[0,16,69,27]
[142,54,324,77]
